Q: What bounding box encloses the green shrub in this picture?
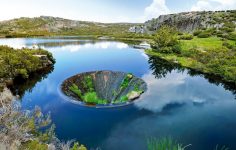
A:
[18,68,29,78]
[193,30,201,36]
[70,142,87,150]
[152,25,180,54]
[221,27,234,33]
[0,46,55,79]
[223,41,236,50]
[179,34,194,40]
[83,75,94,92]
[113,95,129,104]
[20,140,48,150]
[69,84,82,98]
[120,73,133,90]
[225,33,236,40]
[216,31,224,37]
[172,44,182,54]
[83,92,107,104]
[120,95,129,102]
[197,32,211,38]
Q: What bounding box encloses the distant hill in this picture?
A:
[129,10,236,34]
[1,10,235,38]
[0,16,139,37]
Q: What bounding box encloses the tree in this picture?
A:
[152,25,180,54]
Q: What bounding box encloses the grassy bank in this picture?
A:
[146,37,236,83]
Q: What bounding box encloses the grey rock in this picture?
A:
[129,10,236,33]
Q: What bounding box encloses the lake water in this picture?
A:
[1,38,236,150]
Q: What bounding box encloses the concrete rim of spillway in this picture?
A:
[60,70,147,108]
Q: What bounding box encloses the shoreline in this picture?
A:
[145,49,236,84]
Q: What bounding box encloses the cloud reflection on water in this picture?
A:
[51,41,129,52]
[134,70,234,113]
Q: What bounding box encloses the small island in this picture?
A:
[61,71,147,107]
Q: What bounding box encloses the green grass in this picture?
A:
[120,73,133,90]
[69,84,108,104]
[83,92,107,104]
[83,75,94,92]
[146,36,236,83]
[181,37,225,51]
[147,137,189,150]
[113,95,129,104]
[69,84,83,98]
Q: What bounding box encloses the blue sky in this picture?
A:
[0,0,235,23]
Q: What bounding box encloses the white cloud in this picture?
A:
[140,0,170,22]
[191,0,236,11]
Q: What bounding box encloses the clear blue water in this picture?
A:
[1,38,236,150]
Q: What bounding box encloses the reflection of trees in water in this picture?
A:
[188,69,236,97]
[148,56,236,98]
[148,56,184,78]
[8,67,54,98]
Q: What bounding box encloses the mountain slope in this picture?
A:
[129,10,236,33]
[0,16,139,37]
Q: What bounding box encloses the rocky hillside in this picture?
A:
[129,10,236,33]
[0,16,137,37]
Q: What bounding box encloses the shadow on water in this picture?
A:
[8,67,54,98]
[148,56,236,99]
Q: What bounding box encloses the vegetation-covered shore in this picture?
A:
[0,46,88,150]
[0,46,55,88]
[146,25,236,83]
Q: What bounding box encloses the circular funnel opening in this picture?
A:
[61,71,147,107]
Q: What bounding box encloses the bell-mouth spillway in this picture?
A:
[61,71,147,108]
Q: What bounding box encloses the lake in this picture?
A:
[1,38,236,150]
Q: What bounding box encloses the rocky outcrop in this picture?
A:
[130,10,236,33]
[61,71,147,106]
[0,86,15,106]
[33,55,53,68]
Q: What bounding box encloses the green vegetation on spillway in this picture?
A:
[146,25,236,83]
[68,73,144,105]
[0,46,55,80]
[69,83,108,105]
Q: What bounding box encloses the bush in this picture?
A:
[0,103,87,150]
[193,30,201,36]
[0,46,55,79]
[216,31,224,37]
[69,84,83,98]
[225,33,236,40]
[152,25,180,54]
[197,32,211,38]
[223,41,236,50]
[83,92,107,104]
[179,33,194,40]
[221,27,235,33]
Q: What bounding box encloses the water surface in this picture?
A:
[1,38,236,150]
